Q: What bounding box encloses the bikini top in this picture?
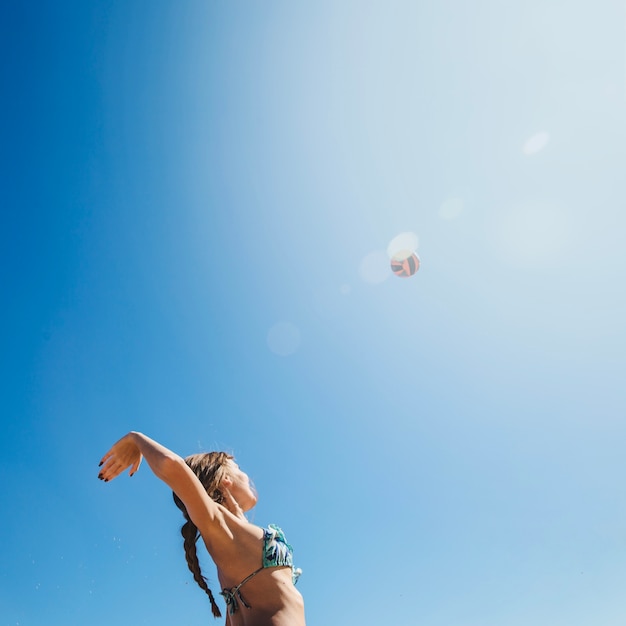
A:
[220,524,302,615]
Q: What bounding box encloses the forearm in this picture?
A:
[129,432,184,481]
[100,431,221,531]
[129,432,219,525]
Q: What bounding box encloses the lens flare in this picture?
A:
[359,250,390,284]
[523,132,550,155]
[439,197,464,221]
[387,232,419,259]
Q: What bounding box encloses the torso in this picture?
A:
[219,567,305,626]
[201,512,306,626]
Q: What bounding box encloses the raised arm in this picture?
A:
[98,432,224,532]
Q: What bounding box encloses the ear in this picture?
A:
[221,475,233,488]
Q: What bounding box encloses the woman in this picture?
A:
[98,431,305,626]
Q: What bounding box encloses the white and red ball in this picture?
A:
[390,252,420,277]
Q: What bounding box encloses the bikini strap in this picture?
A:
[220,566,264,615]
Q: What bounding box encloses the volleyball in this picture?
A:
[390,252,420,277]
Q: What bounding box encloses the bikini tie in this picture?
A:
[220,567,263,614]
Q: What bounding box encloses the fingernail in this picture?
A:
[98,474,103,479]
[98,462,103,467]
[104,479,109,482]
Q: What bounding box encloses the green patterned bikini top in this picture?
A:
[220,524,302,614]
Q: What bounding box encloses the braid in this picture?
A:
[172,451,234,619]
[181,518,222,618]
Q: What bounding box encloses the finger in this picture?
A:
[129,456,142,477]
[100,453,116,468]
[99,445,124,466]
[221,488,245,519]
[99,459,126,481]
[99,455,120,474]
[98,458,114,480]
[99,450,113,467]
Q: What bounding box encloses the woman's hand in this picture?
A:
[221,487,247,520]
[98,432,143,482]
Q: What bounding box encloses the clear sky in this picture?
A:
[2,1,626,625]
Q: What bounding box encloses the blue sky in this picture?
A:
[2,1,626,625]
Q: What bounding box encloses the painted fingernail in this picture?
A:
[98,461,103,467]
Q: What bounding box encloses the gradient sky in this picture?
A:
[2,2,626,625]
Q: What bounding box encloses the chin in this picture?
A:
[245,495,258,511]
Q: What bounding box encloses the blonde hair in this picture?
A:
[172,451,234,619]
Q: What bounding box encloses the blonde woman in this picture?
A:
[99,432,305,625]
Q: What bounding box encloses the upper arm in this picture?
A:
[162,456,225,536]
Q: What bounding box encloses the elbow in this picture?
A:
[154,453,186,482]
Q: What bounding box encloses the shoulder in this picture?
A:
[202,511,264,550]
